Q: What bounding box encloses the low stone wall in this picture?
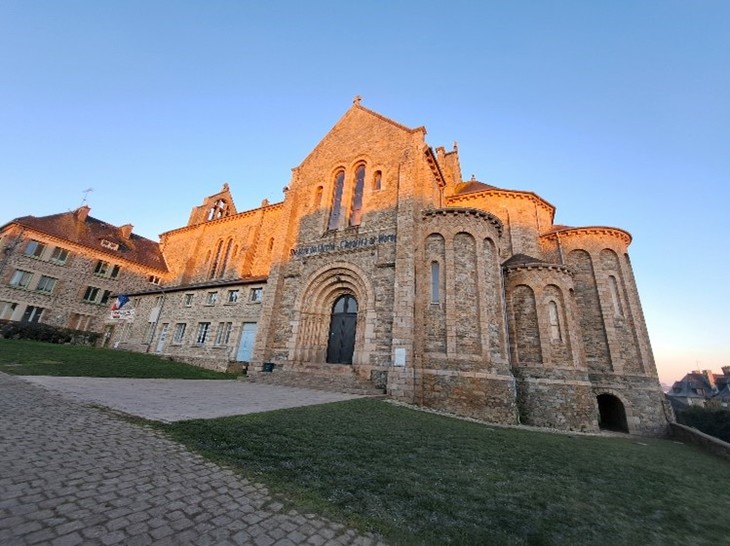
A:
[418,370,519,425]
[164,354,230,373]
[513,367,597,432]
[670,422,730,460]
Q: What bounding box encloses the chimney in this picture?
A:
[722,366,730,377]
[702,370,716,389]
[75,205,90,222]
[119,224,133,239]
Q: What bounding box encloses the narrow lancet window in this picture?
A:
[548,301,561,341]
[373,170,382,191]
[430,261,441,303]
[349,165,365,226]
[313,186,323,209]
[219,239,233,278]
[328,171,345,230]
[209,240,223,279]
[609,276,623,317]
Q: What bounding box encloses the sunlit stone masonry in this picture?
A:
[6,98,671,435]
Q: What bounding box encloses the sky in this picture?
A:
[1,1,728,385]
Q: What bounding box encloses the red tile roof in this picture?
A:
[6,210,167,272]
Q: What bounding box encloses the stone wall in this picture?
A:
[84,101,670,437]
[669,423,730,460]
[590,372,671,436]
[111,280,266,370]
[419,367,519,424]
[0,225,162,335]
[513,367,596,431]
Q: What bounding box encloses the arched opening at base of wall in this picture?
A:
[597,393,629,432]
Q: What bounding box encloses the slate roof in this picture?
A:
[5,210,167,272]
[501,253,554,268]
[668,372,719,399]
[542,224,574,234]
[126,275,268,296]
[453,180,498,195]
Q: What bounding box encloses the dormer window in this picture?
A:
[100,239,119,251]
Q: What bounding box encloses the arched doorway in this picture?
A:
[597,394,629,432]
[327,294,358,364]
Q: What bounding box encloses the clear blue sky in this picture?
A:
[1,1,728,384]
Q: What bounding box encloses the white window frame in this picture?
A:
[83,286,100,303]
[36,275,57,294]
[10,270,33,289]
[250,287,263,303]
[94,260,110,277]
[49,247,70,265]
[215,322,233,346]
[24,240,46,259]
[195,322,211,345]
[172,323,187,344]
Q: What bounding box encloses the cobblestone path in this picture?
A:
[0,374,385,546]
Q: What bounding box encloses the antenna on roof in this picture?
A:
[80,188,94,207]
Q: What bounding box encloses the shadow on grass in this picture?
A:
[0,338,234,379]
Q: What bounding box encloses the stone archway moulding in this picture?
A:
[289,262,376,365]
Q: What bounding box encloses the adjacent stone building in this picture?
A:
[667,368,730,410]
[104,99,669,435]
[0,206,167,345]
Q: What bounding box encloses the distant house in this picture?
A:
[0,206,167,345]
[666,367,730,410]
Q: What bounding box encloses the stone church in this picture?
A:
[108,98,668,435]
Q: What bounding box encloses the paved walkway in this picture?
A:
[20,377,363,422]
[0,374,385,545]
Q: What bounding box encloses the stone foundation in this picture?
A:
[514,370,597,431]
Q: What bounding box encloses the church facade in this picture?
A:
[109,99,669,435]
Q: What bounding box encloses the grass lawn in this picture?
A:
[0,338,233,379]
[164,399,730,545]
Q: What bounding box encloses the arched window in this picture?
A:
[328,171,345,230]
[207,199,227,221]
[209,240,223,279]
[609,276,623,317]
[548,300,561,342]
[349,165,366,226]
[313,186,323,209]
[219,239,233,278]
[430,261,440,304]
[373,170,382,191]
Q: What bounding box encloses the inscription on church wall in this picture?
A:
[291,233,396,258]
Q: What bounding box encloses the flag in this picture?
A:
[112,294,130,310]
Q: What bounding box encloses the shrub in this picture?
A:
[676,406,730,443]
[0,320,100,346]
